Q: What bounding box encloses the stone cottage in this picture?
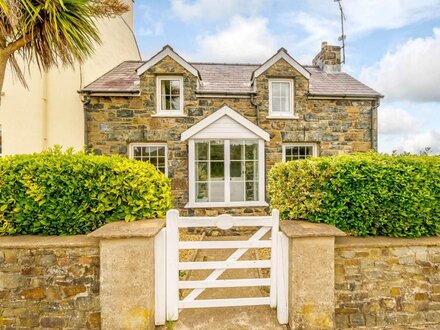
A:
[80,42,382,216]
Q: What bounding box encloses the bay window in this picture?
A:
[188,139,265,207]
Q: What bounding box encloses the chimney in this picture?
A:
[312,41,342,72]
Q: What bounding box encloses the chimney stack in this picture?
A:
[312,41,342,72]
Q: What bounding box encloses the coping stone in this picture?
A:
[336,236,440,248]
[89,219,165,239]
[280,220,346,238]
[0,235,99,249]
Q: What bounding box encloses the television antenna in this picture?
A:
[334,0,346,64]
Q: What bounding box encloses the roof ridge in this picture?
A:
[190,62,261,66]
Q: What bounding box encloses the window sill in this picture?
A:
[184,201,269,209]
[152,113,187,118]
[266,115,299,120]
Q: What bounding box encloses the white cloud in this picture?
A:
[171,0,268,22]
[401,130,440,154]
[137,5,163,37]
[281,0,440,61]
[194,16,277,62]
[378,106,420,135]
[360,28,440,102]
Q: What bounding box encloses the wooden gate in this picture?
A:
[154,209,289,325]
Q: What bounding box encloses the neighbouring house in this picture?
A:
[0,0,140,156]
[80,42,383,216]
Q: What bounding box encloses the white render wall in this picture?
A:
[0,0,140,155]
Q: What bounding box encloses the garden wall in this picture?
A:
[335,237,440,329]
[0,236,100,329]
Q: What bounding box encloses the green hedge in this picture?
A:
[268,153,440,237]
[0,148,172,235]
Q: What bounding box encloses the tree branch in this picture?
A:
[3,34,32,55]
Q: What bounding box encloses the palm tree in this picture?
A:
[0,0,128,96]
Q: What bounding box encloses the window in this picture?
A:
[189,139,266,207]
[269,79,295,117]
[129,144,167,175]
[156,76,184,115]
[283,144,317,161]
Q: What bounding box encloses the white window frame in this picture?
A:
[129,143,168,176]
[155,76,184,117]
[268,78,297,119]
[186,139,267,208]
[282,143,318,161]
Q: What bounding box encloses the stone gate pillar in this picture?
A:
[89,219,164,330]
[280,220,345,329]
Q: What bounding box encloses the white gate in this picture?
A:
[154,209,289,325]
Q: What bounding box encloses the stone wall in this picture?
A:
[335,237,440,329]
[86,55,375,215]
[0,236,100,329]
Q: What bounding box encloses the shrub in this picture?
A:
[0,148,172,235]
[268,153,440,237]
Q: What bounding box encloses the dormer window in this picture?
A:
[156,76,184,116]
[268,78,296,118]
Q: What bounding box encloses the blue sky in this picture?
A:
[133,0,440,154]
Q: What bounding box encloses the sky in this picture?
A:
[133,0,440,154]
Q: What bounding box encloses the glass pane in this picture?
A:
[195,142,208,161]
[211,162,224,180]
[292,147,299,157]
[170,80,180,94]
[158,147,165,156]
[246,182,257,201]
[133,147,142,157]
[272,98,281,112]
[158,157,165,167]
[245,161,258,180]
[245,142,258,160]
[305,146,312,156]
[171,96,180,110]
[149,147,158,156]
[196,183,208,202]
[280,82,290,98]
[165,97,171,110]
[272,82,281,97]
[230,143,242,160]
[280,98,289,112]
[210,182,224,202]
[230,161,243,179]
[196,162,208,181]
[230,181,245,202]
[161,80,171,94]
[210,141,224,160]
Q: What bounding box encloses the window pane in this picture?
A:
[230,181,245,202]
[210,182,224,202]
[210,141,224,160]
[161,80,171,94]
[196,162,208,181]
[133,146,142,157]
[230,161,243,179]
[272,82,281,97]
[280,98,289,112]
[211,162,224,180]
[245,142,258,160]
[245,161,258,180]
[246,182,258,201]
[196,183,208,202]
[196,142,208,160]
[230,143,242,160]
[271,98,280,112]
[279,82,290,98]
[170,80,180,94]
[171,96,180,110]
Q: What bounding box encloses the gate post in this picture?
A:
[166,209,180,321]
[89,219,165,330]
[280,220,345,329]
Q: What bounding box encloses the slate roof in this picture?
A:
[81,60,382,98]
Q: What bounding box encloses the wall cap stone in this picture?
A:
[89,219,165,239]
[336,236,440,248]
[280,220,346,238]
[0,235,98,249]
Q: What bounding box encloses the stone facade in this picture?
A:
[313,41,342,72]
[335,238,440,329]
[86,55,376,215]
[0,238,100,329]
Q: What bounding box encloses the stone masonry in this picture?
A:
[86,55,376,216]
[335,238,440,329]
[0,237,100,329]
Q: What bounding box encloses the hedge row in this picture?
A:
[268,153,440,237]
[0,148,172,235]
